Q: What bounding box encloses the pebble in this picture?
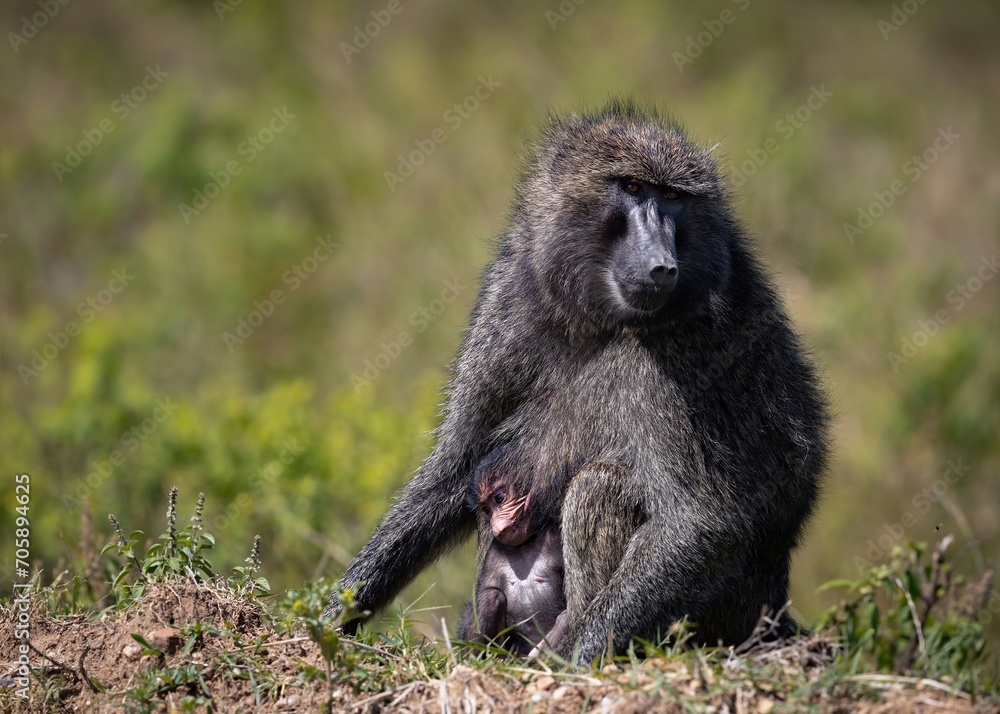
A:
[145,627,182,654]
[552,685,572,701]
[276,694,302,709]
[531,675,555,692]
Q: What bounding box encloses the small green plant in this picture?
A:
[124,662,212,712]
[818,535,994,693]
[277,579,367,696]
[102,488,219,605]
[229,534,270,598]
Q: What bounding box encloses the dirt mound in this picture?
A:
[1,583,991,713]
[1,582,330,712]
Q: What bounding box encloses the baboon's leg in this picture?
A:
[562,462,644,623]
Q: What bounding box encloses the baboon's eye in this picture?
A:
[624,181,641,194]
[664,189,681,201]
[493,491,506,506]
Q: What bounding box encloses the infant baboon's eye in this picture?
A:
[664,189,680,200]
[625,181,641,194]
[493,491,506,505]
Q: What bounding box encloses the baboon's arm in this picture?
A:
[332,440,478,629]
[468,585,509,643]
[331,276,538,627]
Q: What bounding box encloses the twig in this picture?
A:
[895,575,925,658]
[390,682,420,707]
[77,645,101,693]
[238,635,310,650]
[438,676,450,714]
[352,682,419,710]
[898,535,952,670]
[442,616,456,668]
[846,673,970,699]
[916,694,976,711]
[244,634,403,660]
[26,641,76,676]
[343,638,404,660]
[734,601,791,655]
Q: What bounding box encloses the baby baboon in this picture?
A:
[457,451,568,655]
[330,100,829,663]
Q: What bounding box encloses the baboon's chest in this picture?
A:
[491,340,689,473]
[498,530,565,622]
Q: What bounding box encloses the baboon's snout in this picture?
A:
[621,205,679,306]
[648,255,678,291]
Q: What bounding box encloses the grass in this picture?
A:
[2,490,996,712]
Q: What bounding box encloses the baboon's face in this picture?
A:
[602,177,683,314]
[524,117,733,329]
[472,470,535,547]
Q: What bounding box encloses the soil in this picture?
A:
[0,584,990,713]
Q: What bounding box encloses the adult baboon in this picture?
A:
[457,449,569,655]
[330,100,829,663]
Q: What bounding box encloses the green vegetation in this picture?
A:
[820,537,995,692]
[2,492,995,710]
[2,0,999,696]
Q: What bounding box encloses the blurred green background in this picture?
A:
[2,0,999,643]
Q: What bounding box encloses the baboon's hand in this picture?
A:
[322,599,364,635]
[339,617,362,636]
[529,610,570,659]
[553,609,617,666]
[557,629,605,666]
